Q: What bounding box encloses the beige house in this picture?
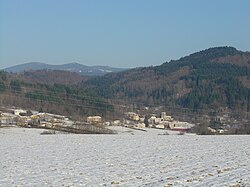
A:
[125,112,140,121]
[135,123,146,128]
[87,116,102,124]
[161,112,173,121]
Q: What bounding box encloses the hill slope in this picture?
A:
[11,70,87,85]
[3,62,126,76]
[0,71,113,120]
[84,47,250,118]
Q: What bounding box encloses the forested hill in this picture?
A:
[84,47,250,114]
[0,71,113,120]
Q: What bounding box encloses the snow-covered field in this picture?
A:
[0,127,249,187]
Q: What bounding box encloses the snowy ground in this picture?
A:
[0,127,249,187]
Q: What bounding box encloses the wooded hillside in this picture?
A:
[83,47,250,121]
[0,71,113,120]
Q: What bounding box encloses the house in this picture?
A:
[0,116,17,125]
[125,112,140,121]
[208,127,217,133]
[87,116,102,124]
[161,112,173,121]
[169,121,194,132]
[17,116,30,126]
[218,129,225,134]
[0,112,17,125]
[113,120,121,126]
[155,124,165,129]
[149,116,165,125]
[14,109,27,116]
[135,123,146,128]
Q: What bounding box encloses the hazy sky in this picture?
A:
[0,0,250,69]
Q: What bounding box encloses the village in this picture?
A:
[0,106,226,135]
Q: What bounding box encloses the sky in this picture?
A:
[0,0,250,69]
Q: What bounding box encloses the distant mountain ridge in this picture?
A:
[3,62,126,76]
